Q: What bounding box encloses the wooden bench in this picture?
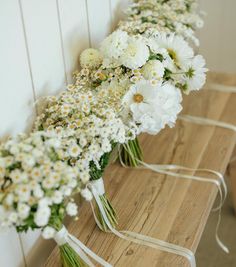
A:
[45,73,236,267]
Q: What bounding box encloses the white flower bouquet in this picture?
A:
[73,27,207,167]
[34,88,135,231]
[0,0,208,265]
[119,0,204,46]
[0,130,104,267]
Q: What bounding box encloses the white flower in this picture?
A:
[66,202,78,216]
[80,48,102,69]
[155,33,194,68]
[68,144,82,158]
[123,81,182,134]
[42,226,56,239]
[16,184,31,202]
[100,30,128,60]
[42,178,55,189]
[9,170,27,183]
[80,171,90,184]
[183,55,208,92]
[38,198,51,208]
[52,190,63,204]
[17,203,30,219]
[119,37,149,69]
[141,60,165,81]
[81,188,93,201]
[34,206,51,227]
[33,186,44,198]
[5,194,14,206]
[9,212,18,223]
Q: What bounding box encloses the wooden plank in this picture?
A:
[45,73,236,266]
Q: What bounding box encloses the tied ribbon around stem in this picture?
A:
[119,144,229,254]
[88,178,196,267]
[54,225,112,267]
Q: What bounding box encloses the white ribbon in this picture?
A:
[88,179,196,267]
[206,82,236,93]
[179,114,236,132]
[91,178,105,196]
[54,225,112,267]
[119,144,229,254]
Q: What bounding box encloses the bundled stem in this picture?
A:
[89,145,118,231]
[119,137,143,167]
[50,210,89,267]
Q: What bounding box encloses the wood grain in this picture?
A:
[45,73,236,267]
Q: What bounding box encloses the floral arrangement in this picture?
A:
[0,0,207,266]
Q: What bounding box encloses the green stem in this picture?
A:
[119,137,143,167]
[94,194,118,232]
[50,216,89,267]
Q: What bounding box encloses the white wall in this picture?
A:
[0,0,235,266]
[198,0,236,73]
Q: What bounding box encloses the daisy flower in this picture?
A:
[183,55,208,92]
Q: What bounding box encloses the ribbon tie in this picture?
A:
[88,178,196,267]
[54,225,112,267]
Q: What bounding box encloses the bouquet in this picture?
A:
[0,130,110,266]
[73,28,207,167]
[0,1,207,265]
[34,88,136,231]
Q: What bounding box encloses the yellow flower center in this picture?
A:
[167,48,178,63]
[133,93,144,103]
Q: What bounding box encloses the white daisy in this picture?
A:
[183,55,208,92]
[155,33,194,68]
[122,81,182,134]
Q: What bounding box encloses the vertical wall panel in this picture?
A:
[86,0,112,47]
[0,230,25,267]
[58,0,90,82]
[110,0,131,31]
[20,0,66,98]
[18,0,66,264]
[0,0,36,265]
[0,0,36,138]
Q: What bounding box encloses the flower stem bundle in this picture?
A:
[119,137,143,167]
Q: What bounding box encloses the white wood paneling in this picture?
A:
[110,0,130,31]
[0,0,36,138]
[58,0,90,82]
[0,230,25,267]
[18,0,67,263]
[86,0,112,47]
[19,0,66,99]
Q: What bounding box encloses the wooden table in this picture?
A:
[45,73,236,267]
